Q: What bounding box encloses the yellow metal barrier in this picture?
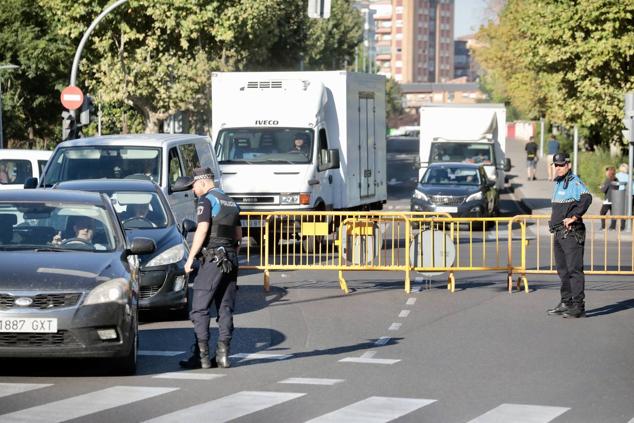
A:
[237,212,634,294]
[510,215,634,292]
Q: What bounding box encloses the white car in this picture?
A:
[0,149,51,190]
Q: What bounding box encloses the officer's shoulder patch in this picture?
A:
[197,206,204,216]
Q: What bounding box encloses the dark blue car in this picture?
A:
[56,179,195,319]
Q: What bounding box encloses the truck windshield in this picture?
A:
[216,128,314,164]
[429,142,494,165]
[42,147,161,187]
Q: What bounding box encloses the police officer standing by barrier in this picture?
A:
[178,167,242,369]
[547,153,592,318]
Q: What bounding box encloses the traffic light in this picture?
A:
[624,92,634,144]
[62,111,77,141]
[79,95,95,126]
[307,0,331,18]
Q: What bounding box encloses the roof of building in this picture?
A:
[400,83,481,94]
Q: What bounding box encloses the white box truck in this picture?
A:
[418,104,510,191]
[212,70,387,217]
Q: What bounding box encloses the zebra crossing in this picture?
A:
[0,381,610,422]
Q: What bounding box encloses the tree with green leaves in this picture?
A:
[42,0,363,134]
[475,0,634,147]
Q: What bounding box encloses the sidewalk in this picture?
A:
[505,137,602,216]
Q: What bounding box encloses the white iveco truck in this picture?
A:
[418,104,511,191]
[211,71,387,246]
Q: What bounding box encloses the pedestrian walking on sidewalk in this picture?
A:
[525,136,538,181]
[599,166,616,230]
[546,135,560,181]
[547,153,592,318]
[179,167,242,369]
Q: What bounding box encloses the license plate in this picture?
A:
[436,206,458,213]
[0,317,58,333]
[241,219,262,228]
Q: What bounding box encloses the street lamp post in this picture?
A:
[0,63,20,149]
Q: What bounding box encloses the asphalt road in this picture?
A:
[1,140,633,422]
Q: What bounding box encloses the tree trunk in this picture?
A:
[145,111,162,133]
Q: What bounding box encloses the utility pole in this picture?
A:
[624,92,634,231]
[573,125,578,175]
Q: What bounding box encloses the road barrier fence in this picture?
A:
[237,212,634,293]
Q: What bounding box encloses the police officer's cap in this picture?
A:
[192,167,215,181]
[552,153,570,165]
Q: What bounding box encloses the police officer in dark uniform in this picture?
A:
[547,153,592,318]
[179,167,241,369]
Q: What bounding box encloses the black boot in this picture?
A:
[179,342,201,369]
[562,303,585,318]
[216,340,230,368]
[547,302,570,316]
[198,341,211,369]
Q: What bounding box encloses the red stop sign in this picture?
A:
[60,86,84,110]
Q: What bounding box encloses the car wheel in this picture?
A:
[113,318,138,375]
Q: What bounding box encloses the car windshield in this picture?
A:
[42,147,161,187]
[430,142,493,165]
[422,167,481,186]
[0,202,117,251]
[107,191,169,229]
[215,128,314,164]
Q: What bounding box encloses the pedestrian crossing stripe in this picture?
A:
[142,391,306,423]
[305,396,435,422]
[466,403,570,423]
[279,378,344,385]
[153,372,225,380]
[0,386,177,423]
[230,352,292,361]
[0,383,52,399]
[138,350,186,357]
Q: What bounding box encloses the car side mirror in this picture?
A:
[504,158,512,172]
[24,177,38,189]
[181,219,197,236]
[170,176,193,193]
[127,237,156,255]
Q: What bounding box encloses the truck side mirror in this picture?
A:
[504,158,512,172]
[320,149,340,171]
[24,177,38,189]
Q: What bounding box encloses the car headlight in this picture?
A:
[466,191,483,202]
[146,244,186,267]
[413,189,429,201]
[84,278,129,305]
[280,193,299,204]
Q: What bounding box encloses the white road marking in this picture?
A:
[360,351,377,359]
[374,336,391,346]
[339,357,400,365]
[0,383,52,399]
[278,378,343,386]
[265,295,276,302]
[139,350,186,357]
[153,372,225,381]
[230,352,292,361]
[305,396,436,422]
[406,298,417,305]
[467,403,570,423]
[255,342,268,348]
[415,276,424,282]
[0,386,177,423]
[143,391,305,423]
[398,310,410,318]
[388,323,402,331]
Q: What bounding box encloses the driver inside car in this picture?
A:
[51,217,106,250]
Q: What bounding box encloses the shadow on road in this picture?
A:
[585,298,634,317]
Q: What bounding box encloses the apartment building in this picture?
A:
[358,0,455,83]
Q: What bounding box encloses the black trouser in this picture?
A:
[553,229,585,305]
[599,204,615,229]
[190,256,238,343]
